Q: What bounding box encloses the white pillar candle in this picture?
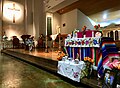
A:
[92,31,94,37]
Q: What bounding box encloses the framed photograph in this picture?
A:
[102,69,116,88]
[113,71,120,88]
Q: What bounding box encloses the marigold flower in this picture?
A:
[84,57,93,64]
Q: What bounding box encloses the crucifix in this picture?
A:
[8,3,20,23]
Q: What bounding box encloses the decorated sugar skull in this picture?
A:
[95,31,102,37]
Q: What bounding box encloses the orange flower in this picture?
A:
[84,57,87,61]
[87,57,90,62]
[89,59,94,63]
[57,52,66,61]
[84,57,94,64]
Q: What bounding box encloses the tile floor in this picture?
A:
[0,53,87,88]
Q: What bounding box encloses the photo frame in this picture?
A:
[102,69,116,88]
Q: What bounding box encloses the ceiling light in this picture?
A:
[103,13,107,19]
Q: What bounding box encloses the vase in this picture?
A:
[87,67,92,79]
[85,61,92,79]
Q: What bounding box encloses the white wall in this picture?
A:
[26,0,46,40]
[26,0,33,36]
[33,0,45,39]
[1,0,25,40]
[77,9,94,31]
[53,12,61,34]
[0,0,46,41]
[0,17,2,40]
[61,9,77,34]
[59,9,94,34]
[0,0,2,40]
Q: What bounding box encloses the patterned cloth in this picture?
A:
[97,37,120,78]
[57,61,85,82]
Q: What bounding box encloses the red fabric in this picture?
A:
[86,30,92,37]
[77,32,83,38]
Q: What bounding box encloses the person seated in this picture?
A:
[37,34,45,48]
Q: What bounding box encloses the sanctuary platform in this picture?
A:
[1,49,102,88]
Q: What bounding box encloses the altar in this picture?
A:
[65,36,101,66]
[57,60,85,82]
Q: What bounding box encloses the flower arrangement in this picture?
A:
[94,24,100,30]
[82,26,87,35]
[25,38,34,51]
[25,38,34,46]
[82,26,87,31]
[57,52,66,61]
[84,57,94,64]
[81,57,94,78]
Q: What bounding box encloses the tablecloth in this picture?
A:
[57,60,85,82]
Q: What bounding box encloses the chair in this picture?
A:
[13,36,19,49]
[37,34,45,48]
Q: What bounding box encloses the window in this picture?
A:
[110,31,114,39]
[115,30,119,40]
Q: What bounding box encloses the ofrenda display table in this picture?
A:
[57,37,101,82]
[57,60,85,82]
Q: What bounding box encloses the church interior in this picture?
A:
[0,0,120,88]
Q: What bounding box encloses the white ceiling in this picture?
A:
[89,10,120,22]
[47,0,120,27]
[88,6,120,27]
